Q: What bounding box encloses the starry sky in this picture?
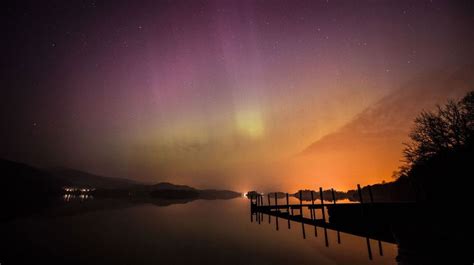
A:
[2,0,474,191]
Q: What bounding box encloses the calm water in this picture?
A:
[1,198,398,265]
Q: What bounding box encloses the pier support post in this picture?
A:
[286,193,291,229]
[274,192,278,208]
[378,240,383,256]
[366,237,373,260]
[319,187,326,222]
[331,188,336,204]
[357,184,365,217]
[299,190,303,217]
[331,187,340,241]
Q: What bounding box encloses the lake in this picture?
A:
[1,197,398,265]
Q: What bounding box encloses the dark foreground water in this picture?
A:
[0,198,397,265]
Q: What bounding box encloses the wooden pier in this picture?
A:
[249,185,418,259]
[250,185,471,263]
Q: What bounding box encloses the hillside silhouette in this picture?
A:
[0,159,240,221]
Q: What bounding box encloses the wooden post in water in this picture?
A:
[366,237,373,260]
[290,193,294,216]
[323,227,329,247]
[357,184,365,217]
[331,188,336,204]
[275,214,279,231]
[286,193,291,229]
[319,187,326,222]
[378,240,383,256]
[257,201,261,224]
[268,194,271,223]
[299,190,303,217]
[310,191,315,220]
[275,192,280,231]
[331,188,341,243]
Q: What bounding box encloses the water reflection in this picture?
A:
[2,198,399,265]
[1,197,471,265]
[249,198,473,265]
[63,194,94,202]
[251,210,383,259]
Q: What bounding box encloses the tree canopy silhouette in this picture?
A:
[403,91,474,166]
[401,90,474,202]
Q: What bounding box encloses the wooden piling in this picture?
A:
[324,227,329,247]
[330,188,340,243]
[267,194,271,206]
[276,214,279,231]
[319,187,326,222]
[366,237,373,260]
[331,188,336,204]
[286,193,291,229]
[299,190,303,217]
[378,240,383,256]
[301,222,306,239]
[275,193,279,231]
[310,191,315,220]
[357,184,365,217]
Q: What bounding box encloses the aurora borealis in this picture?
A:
[2,0,474,191]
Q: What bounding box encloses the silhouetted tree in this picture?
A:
[401,91,474,203]
[403,91,474,167]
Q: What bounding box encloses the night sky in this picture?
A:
[2,0,474,191]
